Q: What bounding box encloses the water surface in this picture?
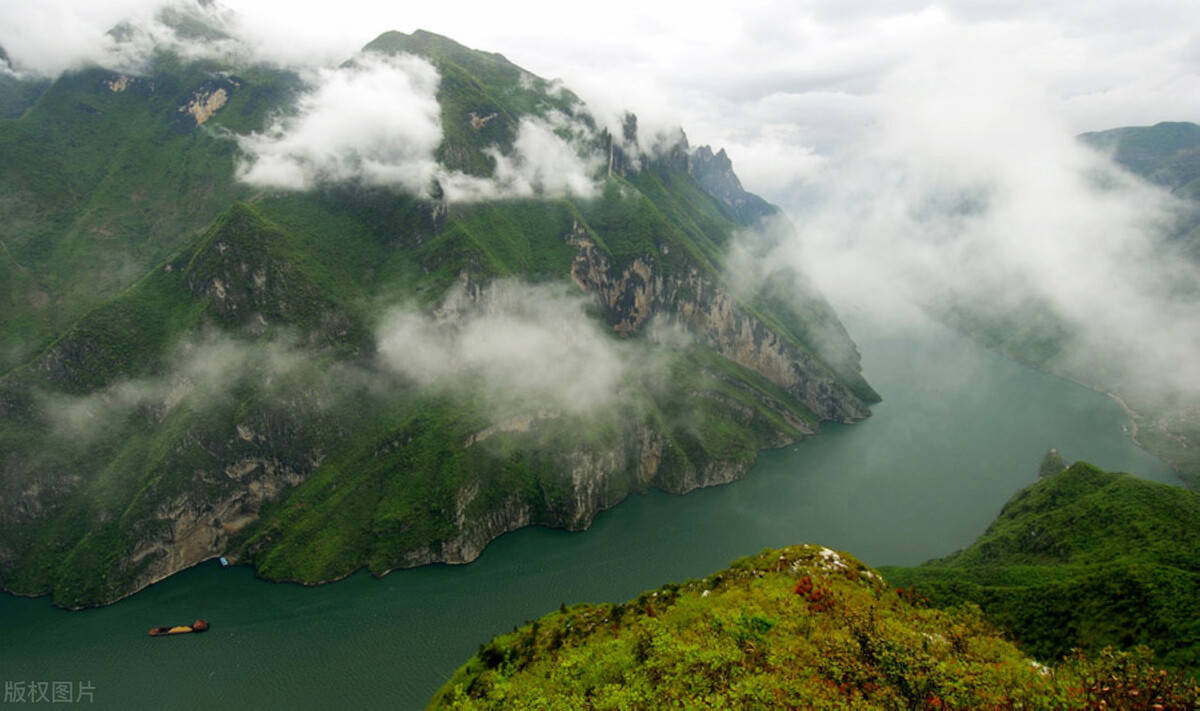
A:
[0,315,1177,709]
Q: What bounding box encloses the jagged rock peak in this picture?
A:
[689,145,775,224]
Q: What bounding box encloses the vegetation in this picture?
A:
[430,543,1200,709]
[883,461,1200,670]
[0,31,875,607]
[1038,448,1067,478]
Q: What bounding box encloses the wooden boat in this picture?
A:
[148,619,209,637]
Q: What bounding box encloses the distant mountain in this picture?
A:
[0,30,877,607]
[1081,121,1200,200]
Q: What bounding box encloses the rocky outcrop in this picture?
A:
[172,76,240,131]
[392,484,534,570]
[381,418,765,577]
[121,454,306,602]
[689,146,776,224]
[567,221,871,423]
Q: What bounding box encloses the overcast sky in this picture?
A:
[2,0,1197,203]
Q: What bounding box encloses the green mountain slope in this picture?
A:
[1081,121,1200,200]
[0,31,877,607]
[883,460,1200,669]
[430,543,1200,709]
[0,53,301,372]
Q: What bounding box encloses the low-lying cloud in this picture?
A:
[236,53,443,194]
[39,332,307,440]
[437,113,602,202]
[376,280,628,414]
[0,0,245,78]
[37,279,672,445]
[768,26,1200,401]
[235,54,601,201]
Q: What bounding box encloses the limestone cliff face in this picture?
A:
[567,221,870,423]
[392,419,753,576]
[688,145,776,224]
[120,452,308,603]
[92,408,321,608]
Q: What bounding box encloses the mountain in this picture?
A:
[883,459,1200,670]
[0,30,877,608]
[430,542,1200,709]
[1081,121,1200,201]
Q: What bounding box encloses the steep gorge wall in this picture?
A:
[566,221,870,423]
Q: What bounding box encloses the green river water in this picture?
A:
[0,314,1179,709]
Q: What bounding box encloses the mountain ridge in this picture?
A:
[0,29,877,608]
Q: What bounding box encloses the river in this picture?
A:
[0,313,1178,709]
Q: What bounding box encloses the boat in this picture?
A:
[148,619,209,637]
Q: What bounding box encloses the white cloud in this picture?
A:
[0,0,245,77]
[39,332,307,440]
[436,114,602,202]
[236,52,443,195]
[376,280,628,414]
[236,53,601,200]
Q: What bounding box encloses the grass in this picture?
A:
[882,461,1200,670]
[430,543,1200,708]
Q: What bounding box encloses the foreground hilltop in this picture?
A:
[0,27,876,607]
[433,461,1200,708]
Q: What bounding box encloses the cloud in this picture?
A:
[39,277,672,445]
[235,54,601,200]
[376,280,630,414]
[0,0,244,78]
[436,112,603,202]
[39,332,307,441]
[769,19,1200,400]
[236,52,443,194]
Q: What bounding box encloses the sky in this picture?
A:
[2,0,1197,201]
[2,0,1199,400]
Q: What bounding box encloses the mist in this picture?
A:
[375,280,633,416]
[236,53,601,201]
[38,332,308,441]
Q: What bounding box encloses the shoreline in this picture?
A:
[2,426,850,611]
[1104,390,1142,446]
